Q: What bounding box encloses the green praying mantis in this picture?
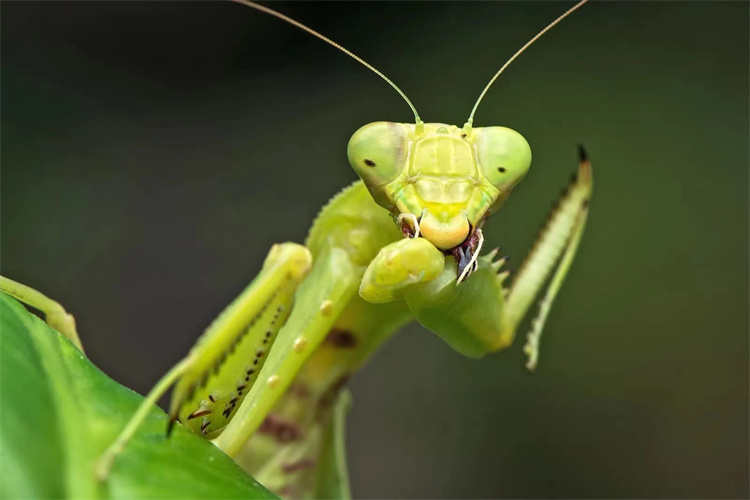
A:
[1,0,593,497]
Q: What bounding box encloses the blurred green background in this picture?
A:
[2,1,747,498]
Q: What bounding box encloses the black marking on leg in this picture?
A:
[258,415,302,443]
[326,329,358,348]
[200,419,210,434]
[201,290,281,392]
[173,288,294,433]
[282,458,316,474]
[187,408,212,420]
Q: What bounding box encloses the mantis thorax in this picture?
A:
[347,121,532,250]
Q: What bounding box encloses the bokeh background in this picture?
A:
[2,1,748,498]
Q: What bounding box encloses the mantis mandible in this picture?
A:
[1,1,593,497]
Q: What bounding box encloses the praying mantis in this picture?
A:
[1,0,593,498]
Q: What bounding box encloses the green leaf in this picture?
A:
[0,293,278,499]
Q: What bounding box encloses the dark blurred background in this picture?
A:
[2,2,748,498]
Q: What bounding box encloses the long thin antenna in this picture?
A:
[230,0,423,125]
[465,0,588,128]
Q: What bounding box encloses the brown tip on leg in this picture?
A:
[578,144,589,163]
[577,144,593,183]
[166,415,179,438]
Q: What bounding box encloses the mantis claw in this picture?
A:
[456,229,484,284]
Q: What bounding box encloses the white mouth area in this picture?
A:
[396,212,421,238]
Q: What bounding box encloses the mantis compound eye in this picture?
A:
[347,121,407,191]
[476,126,532,192]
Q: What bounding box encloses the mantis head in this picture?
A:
[347,121,531,250]
[233,0,586,273]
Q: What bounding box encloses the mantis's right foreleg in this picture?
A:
[504,147,592,369]
[358,237,446,303]
[94,242,313,481]
[215,245,362,458]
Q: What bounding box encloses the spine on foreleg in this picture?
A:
[168,243,312,438]
[504,151,592,333]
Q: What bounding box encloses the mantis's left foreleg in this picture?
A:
[504,147,592,369]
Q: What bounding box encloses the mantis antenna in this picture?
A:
[465,0,588,129]
[230,0,423,126]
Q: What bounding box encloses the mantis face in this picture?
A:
[348,121,532,251]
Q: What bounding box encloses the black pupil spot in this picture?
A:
[364,159,376,167]
[498,167,507,173]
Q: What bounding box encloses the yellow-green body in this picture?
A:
[0,1,595,497]
[166,121,590,495]
[0,126,592,499]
